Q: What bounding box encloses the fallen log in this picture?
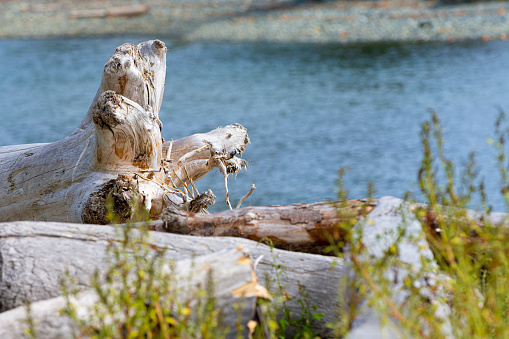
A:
[0,40,249,224]
[69,5,151,19]
[0,248,267,339]
[158,199,377,253]
[0,221,342,337]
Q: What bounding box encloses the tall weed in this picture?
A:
[332,110,509,338]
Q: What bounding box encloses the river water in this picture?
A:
[1,36,509,211]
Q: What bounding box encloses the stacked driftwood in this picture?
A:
[0,40,352,338]
[0,39,465,338]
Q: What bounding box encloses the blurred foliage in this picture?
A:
[330,110,509,338]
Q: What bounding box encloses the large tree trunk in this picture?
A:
[0,40,249,224]
[0,221,342,337]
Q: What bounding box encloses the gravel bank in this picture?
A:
[2,0,509,43]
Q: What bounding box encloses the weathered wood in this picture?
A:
[69,5,151,19]
[0,221,342,337]
[0,248,266,339]
[0,40,249,224]
[158,199,377,253]
[0,40,167,223]
[344,197,454,339]
[162,123,250,189]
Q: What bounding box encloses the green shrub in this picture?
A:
[332,110,509,338]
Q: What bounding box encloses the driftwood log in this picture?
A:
[0,221,342,337]
[158,199,377,253]
[0,248,267,339]
[69,5,150,19]
[0,39,249,224]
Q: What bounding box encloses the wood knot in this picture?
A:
[93,90,123,128]
[244,212,257,223]
[81,174,138,224]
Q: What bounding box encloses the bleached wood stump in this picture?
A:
[0,40,249,224]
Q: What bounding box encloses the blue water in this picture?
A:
[2,36,509,212]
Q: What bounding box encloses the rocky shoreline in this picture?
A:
[2,0,509,43]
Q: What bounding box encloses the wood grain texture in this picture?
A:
[0,40,250,223]
[0,248,261,339]
[159,199,377,253]
[0,221,342,337]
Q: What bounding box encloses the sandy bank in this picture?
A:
[2,0,509,43]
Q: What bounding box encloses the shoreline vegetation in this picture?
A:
[2,0,509,44]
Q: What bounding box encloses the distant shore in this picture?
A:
[2,0,509,43]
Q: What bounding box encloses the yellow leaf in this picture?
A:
[237,256,251,265]
[247,320,258,339]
